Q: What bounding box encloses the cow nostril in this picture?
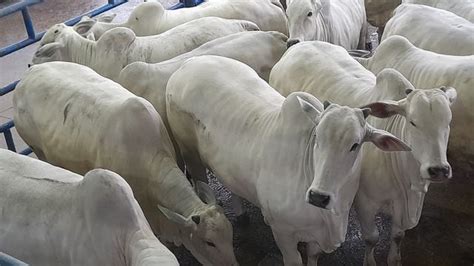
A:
[308,191,330,208]
[442,166,450,176]
[428,167,437,177]
[428,166,450,178]
[287,39,300,48]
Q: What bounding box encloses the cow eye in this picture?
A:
[206,241,216,247]
[307,11,313,17]
[350,143,359,152]
[410,121,417,127]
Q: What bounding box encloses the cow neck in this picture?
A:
[302,124,318,186]
[160,10,184,34]
[315,12,332,43]
[65,30,96,67]
[149,155,206,218]
[315,2,332,43]
[377,115,427,228]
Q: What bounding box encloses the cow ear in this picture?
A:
[364,124,411,151]
[440,86,457,105]
[86,32,96,41]
[157,205,194,227]
[97,13,116,23]
[361,99,406,118]
[191,215,201,225]
[361,108,371,119]
[73,17,96,35]
[296,95,321,122]
[32,42,64,63]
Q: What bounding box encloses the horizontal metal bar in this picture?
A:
[0,0,41,17]
[0,80,19,96]
[0,120,14,133]
[20,147,33,155]
[170,0,204,9]
[0,252,27,266]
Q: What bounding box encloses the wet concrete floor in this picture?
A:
[170,165,474,266]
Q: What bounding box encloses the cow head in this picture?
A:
[292,97,410,212]
[286,0,328,48]
[364,87,456,188]
[39,23,68,46]
[31,23,73,65]
[157,182,237,265]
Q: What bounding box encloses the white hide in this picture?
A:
[118,31,288,133]
[32,17,257,80]
[382,4,474,56]
[364,0,401,28]
[403,0,474,23]
[269,41,455,265]
[0,150,178,266]
[166,55,409,265]
[286,0,366,49]
[357,35,474,167]
[13,62,237,266]
[77,0,288,38]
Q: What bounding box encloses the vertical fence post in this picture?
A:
[4,129,17,152]
[21,8,36,39]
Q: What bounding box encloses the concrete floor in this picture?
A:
[0,1,473,265]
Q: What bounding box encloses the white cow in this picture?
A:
[32,17,258,80]
[403,0,474,23]
[357,35,474,169]
[118,31,287,133]
[286,0,367,49]
[0,149,178,266]
[166,55,409,265]
[13,62,237,266]
[76,0,288,38]
[269,41,456,266]
[382,4,474,56]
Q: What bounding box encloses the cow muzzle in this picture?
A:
[307,190,331,209]
[427,164,452,183]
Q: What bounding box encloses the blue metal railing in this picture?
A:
[0,0,203,156]
[0,252,27,266]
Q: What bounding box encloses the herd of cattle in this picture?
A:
[1,0,472,265]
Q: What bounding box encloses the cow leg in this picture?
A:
[272,230,303,266]
[387,207,405,266]
[358,20,368,50]
[183,152,208,184]
[231,193,249,225]
[306,241,322,266]
[355,194,379,266]
[377,26,384,42]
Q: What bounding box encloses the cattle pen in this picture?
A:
[0,1,473,265]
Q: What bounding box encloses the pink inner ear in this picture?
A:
[374,135,410,152]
